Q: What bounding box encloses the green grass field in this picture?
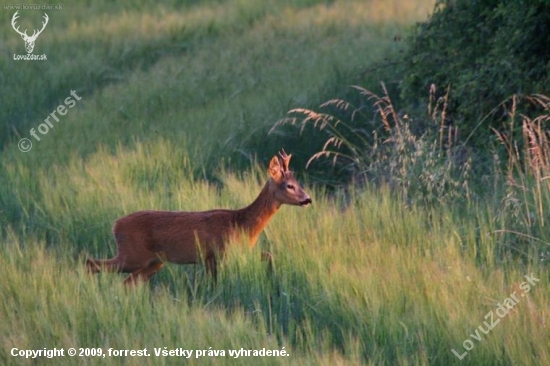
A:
[1,1,549,365]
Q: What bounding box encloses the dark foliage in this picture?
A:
[401,0,550,140]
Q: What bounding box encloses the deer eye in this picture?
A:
[286,184,295,191]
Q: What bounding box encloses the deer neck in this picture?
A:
[238,181,280,247]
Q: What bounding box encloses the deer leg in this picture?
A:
[86,257,125,274]
[261,251,274,272]
[262,251,280,298]
[205,255,218,280]
[123,261,164,285]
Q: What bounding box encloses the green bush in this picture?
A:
[401,0,550,142]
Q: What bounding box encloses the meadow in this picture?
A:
[1,0,549,365]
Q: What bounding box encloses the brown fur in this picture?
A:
[86,150,311,284]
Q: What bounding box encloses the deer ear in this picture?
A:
[268,156,283,180]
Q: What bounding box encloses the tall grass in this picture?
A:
[491,94,550,262]
[271,80,550,264]
[271,83,472,205]
[1,158,549,365]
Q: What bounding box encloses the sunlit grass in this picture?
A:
[1,0,435,161]
[1,155,549,364]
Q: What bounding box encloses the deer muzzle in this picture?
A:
[299,197,312,206]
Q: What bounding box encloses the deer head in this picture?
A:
[11,11,49,54]
[268,149,312,207]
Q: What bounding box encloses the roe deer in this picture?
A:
[86,150,312,284]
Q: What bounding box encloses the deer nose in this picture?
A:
[300,198,312,206]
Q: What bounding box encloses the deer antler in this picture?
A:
[11,11,28,37]
[32,13,49,38]
[278,149,292,172]
[11,11,48,39]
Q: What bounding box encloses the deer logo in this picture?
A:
[11,11,49,54]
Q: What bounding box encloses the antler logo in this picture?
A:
[11,11,49,54]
